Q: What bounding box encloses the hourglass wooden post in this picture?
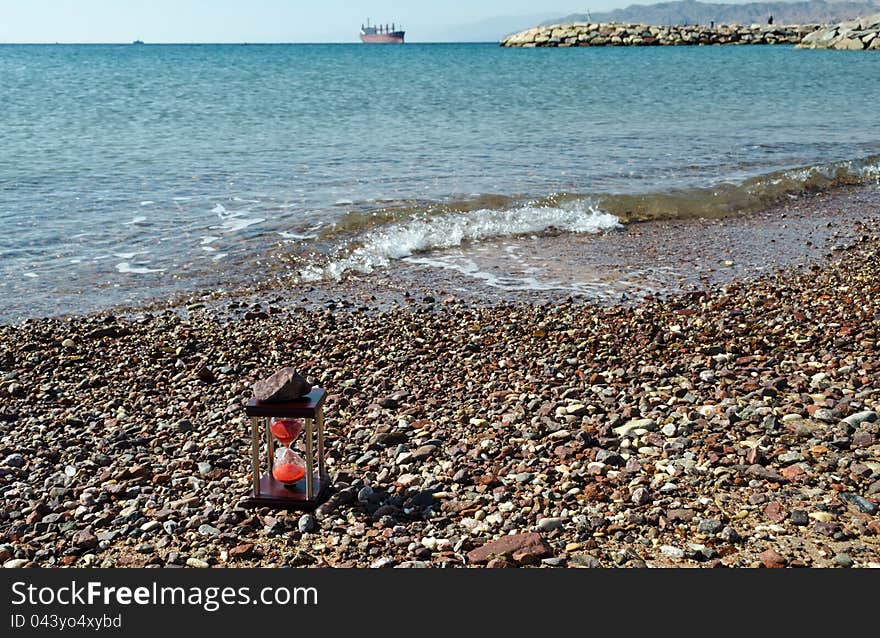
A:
[242,387,330,509]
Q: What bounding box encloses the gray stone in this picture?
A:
[2,453,25,468]
[186,557,210,568]
[833,553,854,568]
[660,545,685,559]
[370,557,395,568]
[197,462,212,476]
[839,492,878,515]
[720,526,741,543]
[253,368,312,402]
[298,514,316,533]
[778,451,805,464]
[198,524,221,536]
[697,519,724,535]
[570,553,602,568]
[843,411,877,427]
[3,559,28,568]
[790,510,809,526]
[541,557,567,567]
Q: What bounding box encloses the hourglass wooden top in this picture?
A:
[245,387,326,418]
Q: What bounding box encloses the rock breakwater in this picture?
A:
[501,21,822,47]
[797,13,880,48]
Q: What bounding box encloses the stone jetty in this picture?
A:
[797,13,880,49]
[501,22,822,47]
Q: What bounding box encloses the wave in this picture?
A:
[291,154,880,283]
[298,200,621,282]
[598,155,880,223]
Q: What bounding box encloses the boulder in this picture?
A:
[253,368,312,402]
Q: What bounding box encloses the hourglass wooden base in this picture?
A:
[242,387,331,511]
[247,473,331,509]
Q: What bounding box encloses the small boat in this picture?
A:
[360,19,404,44]
[132,39,145,45]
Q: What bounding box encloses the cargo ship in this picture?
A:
[360,19,405,44]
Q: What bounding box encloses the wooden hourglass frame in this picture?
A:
[242,387,330,509]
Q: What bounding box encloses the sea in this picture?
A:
[1,42,879,322]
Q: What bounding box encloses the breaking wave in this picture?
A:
[292,155,880,283]
[298,201,621,281]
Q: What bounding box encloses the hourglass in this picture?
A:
[243,387,330,509]
[270,418,306,484]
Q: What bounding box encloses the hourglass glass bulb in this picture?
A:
[272,446,306,484]
[269,418,303,446]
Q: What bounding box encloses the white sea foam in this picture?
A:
[23,272,38,279]
[116,262,164,274]
[212,204,227,214]
[140,201,154,206]
[299,201,620,282]
[201,236,220,245]
[113,251,147,259]
[278,231,317,240]
[125,216,148,225]
[214,216,265,233]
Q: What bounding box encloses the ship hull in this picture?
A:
[360,31,405,44]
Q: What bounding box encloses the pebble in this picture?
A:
[839,492,878,515]
[697,519,723,535]
[4,559,28,568]
[613,418,657,436]
[186,558,210,568]
[833,553,854,568]
[2,453,25,468]
[298,514,316,533]
[198,524,221,536]
[660,545,685,559]
[790,510,809,526]
[758,549,787,568]
[537,517,565,532]
[720,526,741,543]
[843,411,877,427]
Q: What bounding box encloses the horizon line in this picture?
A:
[0,40,500,45]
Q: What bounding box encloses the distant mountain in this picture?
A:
[545,0,880,26]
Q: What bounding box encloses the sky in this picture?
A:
[0,0,742,43]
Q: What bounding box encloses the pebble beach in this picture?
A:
[1,187,880,568]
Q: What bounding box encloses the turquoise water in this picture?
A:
[1,43,879,320]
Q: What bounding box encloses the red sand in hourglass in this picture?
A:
[272,462,306,484]
[270,418,303,446]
